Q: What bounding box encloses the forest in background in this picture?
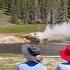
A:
[0,0,70,24]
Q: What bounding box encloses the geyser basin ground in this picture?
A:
[0,35,30,44]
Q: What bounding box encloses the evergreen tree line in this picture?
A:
[0,0,70,24]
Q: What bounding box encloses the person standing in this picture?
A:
[18,43,47,70]
[56,44,70,70]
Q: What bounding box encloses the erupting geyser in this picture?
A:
[27,21,70,41]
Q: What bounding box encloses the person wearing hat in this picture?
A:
[18,43,47,70]
[56,44,70,70]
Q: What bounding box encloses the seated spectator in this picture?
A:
[18,43,47,70]
[56,44,70,70]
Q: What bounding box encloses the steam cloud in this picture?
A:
[28,21,70,41]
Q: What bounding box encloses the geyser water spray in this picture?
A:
[28,21,70,41]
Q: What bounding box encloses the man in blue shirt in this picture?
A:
[56,44,70,70]
[18,43,47,70]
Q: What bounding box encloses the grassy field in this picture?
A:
[0,10,47,33]
[0,24,46,33]
[0,53,23,70]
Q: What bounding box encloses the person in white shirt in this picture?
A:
[56,44,70,70]
[18,43,47,70]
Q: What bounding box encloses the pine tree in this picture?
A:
[10,0,18,24]
[68,0,70,18]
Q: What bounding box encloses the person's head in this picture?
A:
[27,45,43,62]
[22,43,43,63]
[60,44,70,62]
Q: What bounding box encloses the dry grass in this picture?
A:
[0,53,63,70]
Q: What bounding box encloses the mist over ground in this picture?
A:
[28,21,70,41]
